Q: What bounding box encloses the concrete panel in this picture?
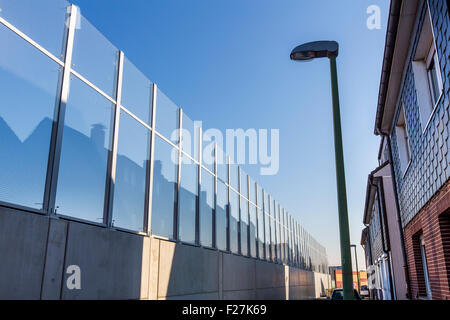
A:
[140,236,151,299]
[222,253,256,291]
[161,292,219,300]
[0,207,49,299]
[255,260,285,289]
[61,221,145,300]
[313,272,331,298]
[41,218,68,300]
[289,268,300,286]
[218,252,223,299]
[284,265,289,300]
[223,289,256,300]
[158,241,219,298]
[255,287,285,300]
[148,237,160,300]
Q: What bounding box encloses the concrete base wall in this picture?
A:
[0,207,330,300]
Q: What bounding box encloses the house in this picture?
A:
[362,0,450,300]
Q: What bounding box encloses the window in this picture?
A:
[395,105,411,173]
[151,136,178,239]
[199,169,214,248]
[240,197,249,256]
[438,210,450,288]
[111,110,150,232]
[216,180,228,251]
[419,235,432,299]
[178,154,198,244]
[0,24,61,209]
[412,8,443,130]
[55,75,114,223]
[426,47,441,106]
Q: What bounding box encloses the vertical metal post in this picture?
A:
[45,4,78,215]
[196,127,202,245]
[237,166,241,254]
[146,83,158,235]
[226,156,231,252]
[353,245,361,293]
[329,55,353,300]
[105,50,124,227]
[213,142,217,249]
[174,108,183,240]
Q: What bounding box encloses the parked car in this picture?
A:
[329,288,362,300]
[359,285,369,299]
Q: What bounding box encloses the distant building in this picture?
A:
[362,0,450,300]
[329,266,367,290]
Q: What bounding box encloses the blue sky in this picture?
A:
[70,0,389,269]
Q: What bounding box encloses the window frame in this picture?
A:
[395,104,411,177]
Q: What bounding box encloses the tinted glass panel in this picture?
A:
[112,110,149,232]
[240,170,248,199]
[55,75,113,222]
[256,184,262,208]
[155,88,179,144]
[216,180,228,251]
[121,56,152,124]
[0,25,60,209]
[202,130,215,173]
[229,163,238,191]
[0,0,68,58]
[151,136,177,239]
[249,204,257,258]
[257,208,265,259]
[265,212,271,260]
[72,14,118,98]
[270,216,276,261]
[249,178,256,204]
[264,191,269,214]
[178,154,198,244]
[200,169,214,247]
[229,190,239,253]
[182,112,200,160]
[240,197,248,256]
[217,146,228,183]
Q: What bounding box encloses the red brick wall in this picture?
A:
[404,179,450,300]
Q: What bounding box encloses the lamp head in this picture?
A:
[290,40,339,61]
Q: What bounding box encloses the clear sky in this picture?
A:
[70,0,390,270]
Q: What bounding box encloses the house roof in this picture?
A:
[362,161,390,224]
[374,0,420,135]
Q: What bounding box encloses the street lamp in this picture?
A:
[290,41,354,300]
[351,244,361,293]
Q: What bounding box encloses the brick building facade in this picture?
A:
[403,180,450,299]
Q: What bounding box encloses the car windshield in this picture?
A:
[332,290,344,300]
[331,289,361,300]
